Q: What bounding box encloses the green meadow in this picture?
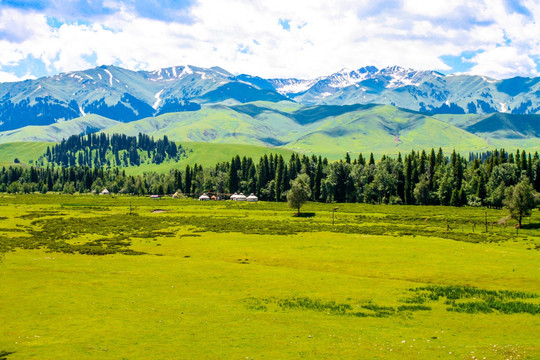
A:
[1,195,539,359]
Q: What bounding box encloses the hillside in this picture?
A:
[0,114,121,144]
[0,140,294,174]
[0,142,50,167]
[1,101,538,165]
[99,102,539,158]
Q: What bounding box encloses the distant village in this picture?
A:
[99,188,259,202]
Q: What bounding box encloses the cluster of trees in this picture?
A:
[43,133,184,167]
[2,147,539,214]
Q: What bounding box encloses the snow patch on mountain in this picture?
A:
[104,69,114,86]
[28,85,42,96]
[153,89,164,109]
[325,68,375,88]
[196,71,208,80]
[378,66,421,88]
[273,79,317,94]
[180,66,193,78]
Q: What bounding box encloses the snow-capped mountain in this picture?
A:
[259,66,540,115]
[1,64,540,132]
[0,65,279,131]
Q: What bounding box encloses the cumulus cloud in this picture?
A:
[0,71,36,83]
[0,0,539,80]
[468,47,539,78]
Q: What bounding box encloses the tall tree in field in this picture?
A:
[287,174,311,215]
[504,177,538,228]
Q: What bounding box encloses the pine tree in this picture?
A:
[314,156,323,201]
[184,165,192,194]
[275,155,285,201]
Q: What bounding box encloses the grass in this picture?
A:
[0,195,539,359]
[123,142,294,175]
[0,115,120,144]
[0,142,50,167]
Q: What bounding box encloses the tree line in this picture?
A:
[42,133,184,168]
[1,146,539,209]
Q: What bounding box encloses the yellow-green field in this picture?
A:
[1,195,539,359]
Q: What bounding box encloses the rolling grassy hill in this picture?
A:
[122,142,295,175]
[283,105,492,158]
[100,101,507,159]
[0,101,538,168]
[0,114,121,144]
[0,142,51,167]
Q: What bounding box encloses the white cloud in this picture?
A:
[0,71,36,83]
[468,46,539,78]
[0,0,539,79]
[403,0,463,17]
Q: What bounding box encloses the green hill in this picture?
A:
[1,101,539,168]
[102,102,529,159]
[123,142,294,175]
[101,103,304,146]
[286,105,492,158]
[0,114,121,144]
[0,142,51,167]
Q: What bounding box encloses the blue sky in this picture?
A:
[0,0,539,82]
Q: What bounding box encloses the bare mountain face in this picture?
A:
[0,64,539,133]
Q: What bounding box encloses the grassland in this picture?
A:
[0,142,50,167]
[1,195,539,359]
[123,142,294,175]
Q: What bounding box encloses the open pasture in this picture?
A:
[1,195,539,359]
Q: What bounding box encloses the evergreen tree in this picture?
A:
[275,155,285,201]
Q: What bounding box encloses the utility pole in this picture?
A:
[333,207,339,226]
[485,211,488,233]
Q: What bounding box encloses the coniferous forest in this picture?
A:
[1,134,539,209]
[42,133,184,168]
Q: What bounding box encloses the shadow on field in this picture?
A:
[293,212,315,218]
[0,350,15,360]
[521,223,540,230]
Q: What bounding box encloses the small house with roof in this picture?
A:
[198,193,210,201]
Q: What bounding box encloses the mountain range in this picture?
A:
[1,64,540,132]
[0,64,539,160]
